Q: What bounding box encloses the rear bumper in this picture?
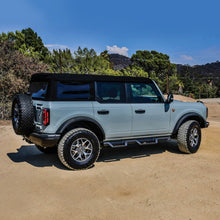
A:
[25,132,61,147]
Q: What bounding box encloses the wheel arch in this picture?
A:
[56,117,105,142]
[172,113,206,137]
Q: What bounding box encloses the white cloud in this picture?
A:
[171,47,220,65]
[107,45,129,57]
[45,44,68,50]
[171,54,195,65]
[180,55,194,61]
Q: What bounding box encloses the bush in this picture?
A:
[0,40,49,119]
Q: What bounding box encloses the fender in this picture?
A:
[56,116,105,139]
[172,113,206,136]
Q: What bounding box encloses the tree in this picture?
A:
[0,39,49,119]
[121,66,148,77]
[131,50,174,79]
[73,47,112,74]
[130,50,178,92]
[49,48,74,73]
[100,50,109,60]
[21,28,49,60]
[0,28,49,61]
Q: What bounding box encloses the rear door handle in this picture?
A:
[97,110,109,115]
[135,109,145,114]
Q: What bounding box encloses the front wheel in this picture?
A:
[177,120,201,154]
[58,128,100,170]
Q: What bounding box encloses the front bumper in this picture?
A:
[25,132,61,147]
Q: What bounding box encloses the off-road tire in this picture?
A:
[35,145,57,154]
[177,120,201,154]
[58,128,100,170]
[12,94,34,135]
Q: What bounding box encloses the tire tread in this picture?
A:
[58,128,100,170]
[12,94,34,135]
[177,120,200,154]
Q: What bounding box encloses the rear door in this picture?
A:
[93,82,132,140]
[127,82,171,136]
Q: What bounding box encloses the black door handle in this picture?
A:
[97,110,109,115]
[135,109,145,114]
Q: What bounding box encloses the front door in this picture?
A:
[127,82,171,136]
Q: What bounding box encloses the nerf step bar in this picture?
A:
[104,136,170,148]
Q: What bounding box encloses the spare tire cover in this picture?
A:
[12,94,34,135]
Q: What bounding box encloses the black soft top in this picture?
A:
[31,73,153,83]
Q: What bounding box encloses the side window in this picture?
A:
[57,81,90,100]
[96,82,125,103]
[128,83,162,103]
[29,82,48,100]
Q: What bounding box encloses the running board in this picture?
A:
[104,136,170,148]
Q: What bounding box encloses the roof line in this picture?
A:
[31,73,152,83]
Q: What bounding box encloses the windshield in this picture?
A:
[29,81,48,100]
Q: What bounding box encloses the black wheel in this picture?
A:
[11,94,34,135]
[35,145,57,154]
[58,128,100,170]
[177,120,201,153]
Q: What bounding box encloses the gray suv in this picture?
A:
[12,73,209,170]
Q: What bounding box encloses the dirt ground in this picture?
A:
[0,97,220,219]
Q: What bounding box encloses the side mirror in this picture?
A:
[166,93,174,103]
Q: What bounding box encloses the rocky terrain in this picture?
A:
[109,53,132,70]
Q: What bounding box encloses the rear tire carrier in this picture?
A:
[11,94,35,135]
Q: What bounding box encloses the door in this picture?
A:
[127,82,171,136]
[93,82,132,140]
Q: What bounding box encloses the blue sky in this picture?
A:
[0,0,219,65]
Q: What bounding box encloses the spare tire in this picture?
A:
[12,94,35,135]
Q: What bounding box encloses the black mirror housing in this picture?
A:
[166,93,174,103]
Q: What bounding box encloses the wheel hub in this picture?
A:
[189,127,199,147]
[13,103,19,128]
[70,138,93,162]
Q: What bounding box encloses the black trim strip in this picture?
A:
[56,116,105,139]
[172,113,206,136]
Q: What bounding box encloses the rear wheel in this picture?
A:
[58,128,100,170]
[177,120,201,153]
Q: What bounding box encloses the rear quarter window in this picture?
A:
[29,81,48,100]
[56,81,91,100]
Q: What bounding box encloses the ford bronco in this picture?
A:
[12,73,209,170]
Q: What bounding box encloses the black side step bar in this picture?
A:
[103,136,170,148]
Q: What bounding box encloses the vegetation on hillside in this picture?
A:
[0,27,219,119]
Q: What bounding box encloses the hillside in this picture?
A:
[176,61,220,81]
[109,54,220,82]
[109,53,132,70]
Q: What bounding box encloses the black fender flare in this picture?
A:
[172,113,206,137]
[56,116,105,139]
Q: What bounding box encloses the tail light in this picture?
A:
[42,108,50,126]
